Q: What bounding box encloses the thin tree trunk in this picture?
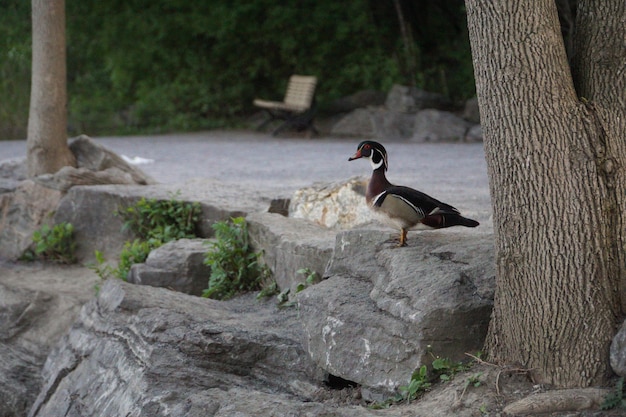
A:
[465,0,623,387]
[27,0,75,177]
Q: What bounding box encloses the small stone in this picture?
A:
[127,238,213,296]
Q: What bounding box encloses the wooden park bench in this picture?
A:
[253,75,318,136]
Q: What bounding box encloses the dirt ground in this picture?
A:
[311,358,624,416]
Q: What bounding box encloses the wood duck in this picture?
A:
[348,140,479,246]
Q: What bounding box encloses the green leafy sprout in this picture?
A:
[370,351,482,409]
[295,267,320,293]
[91,194,202,280]
[272,267,321,308]
[398,365,431,404]
[202,217,271,300]
[117,194,202,242]
[25,222,76,264]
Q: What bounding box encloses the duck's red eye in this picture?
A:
[364,144,370,150]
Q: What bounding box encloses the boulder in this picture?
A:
[0,157,27,182]
[289,177,376,229]
[465,124,483,142]
[0,262,100,417]
[462,97,481,124]
[298,229,494,400]
[69,135,156,185]
[127,238,213,296]
[247,212,336,296]
[610,319,626,377]
[27,279,381,417]
[329,86,465,139]
[0,177,20,194]
[0,180,64,260]
[0,156,26,187]
[330,108,374,137]
[31,136,156,192]
[330,107,414,139]
[328,88,483,141]
[412,109,474,142]
[34,165,150,192]
[53,180,271,263]
[52,185,139,263]
[0,283,51,417]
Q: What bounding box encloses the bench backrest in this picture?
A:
[283,75,317,110]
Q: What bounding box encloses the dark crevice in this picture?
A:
[324,374,358,390]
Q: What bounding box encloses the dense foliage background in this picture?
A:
[0,0,474,140]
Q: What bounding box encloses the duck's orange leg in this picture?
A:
[398,229,408,247]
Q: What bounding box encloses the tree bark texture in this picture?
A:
[572,1,626,313]
[465,0,625,387]
[27,0,76,177]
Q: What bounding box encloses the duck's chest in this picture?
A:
[365,173,389,205]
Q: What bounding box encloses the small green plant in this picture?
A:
[398,365,431,404]
[202,217,270,300]
[91,194,202,282]
[370,363,437,409]
[256,280,279,299]
[295,267,320,293]
[271,268,321,309]
[602,377,626,410]
[276,288,292,307]
[89,250,116,279]
[116,238,161,280]
[369,352,482,409]
[90,239,161,281]
[432,356,473,382]
[117,194,201,242]
[464,372,483,389]
[89,250,116,292]
[26,222,76,264]
[457,372,484,402]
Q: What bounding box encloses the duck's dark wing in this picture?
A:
[373,186,478,229]
[373,186,460,215]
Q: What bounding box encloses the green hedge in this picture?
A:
[0,0,474,139]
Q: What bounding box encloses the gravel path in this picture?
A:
[0,131,491,220]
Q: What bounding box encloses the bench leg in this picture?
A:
[256,110,279,131]
[271,109,318,136]
[271,120,292,136]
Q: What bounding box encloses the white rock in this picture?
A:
[289,177,376,229]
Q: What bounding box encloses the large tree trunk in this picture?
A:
[27,0,76,177]
[465,0,625,388]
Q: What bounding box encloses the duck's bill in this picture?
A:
[348,151,362,161]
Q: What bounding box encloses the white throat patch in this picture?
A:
[370,157,384,171]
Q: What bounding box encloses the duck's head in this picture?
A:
[348,140,388,171]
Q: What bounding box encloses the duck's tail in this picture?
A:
[422,213,480,229]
